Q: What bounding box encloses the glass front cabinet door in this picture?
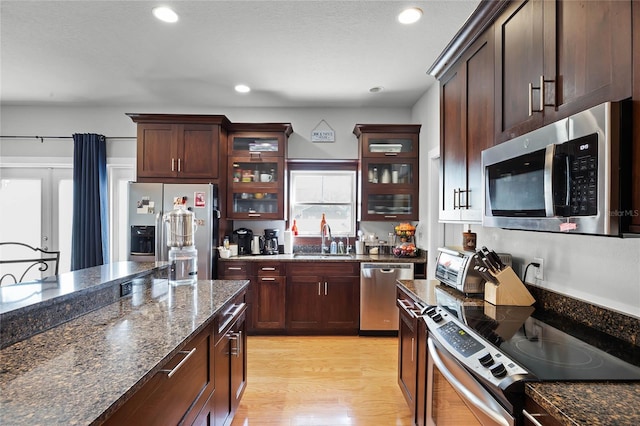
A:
[228,159,283,219]
[354,124,421,221]
[227,124,292,220]
[361,159,418,220]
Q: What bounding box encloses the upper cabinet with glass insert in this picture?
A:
[227,123,293,220]
[354,124,419,158]
[353,124,421,221]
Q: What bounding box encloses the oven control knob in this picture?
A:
[490,363,507,378]
[478,353,494,367]
[431,313,443,323]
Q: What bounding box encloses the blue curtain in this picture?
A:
[71,133,109,270]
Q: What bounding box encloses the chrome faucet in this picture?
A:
[321,223,332,253]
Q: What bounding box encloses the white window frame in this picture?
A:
[289,168,357,237]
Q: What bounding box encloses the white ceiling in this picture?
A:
[1,0,480,109]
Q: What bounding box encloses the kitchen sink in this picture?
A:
[293,253,355,259]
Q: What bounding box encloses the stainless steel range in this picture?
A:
[422,288,640,426]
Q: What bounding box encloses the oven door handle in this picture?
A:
[428,338,511,426]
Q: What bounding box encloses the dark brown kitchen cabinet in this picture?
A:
[217,261,256,334]
[103,325,214,426]
[213,296,247,426]
[286,262,359,333]
[396,285,429,426]
[440,29,494,223]
[226,123,292,220]
[127,114,230,183]
[253,263,286,332]
[353,124,421,221]
[396,291,418,415]
[495,0,632,143]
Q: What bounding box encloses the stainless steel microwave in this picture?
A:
[482,101,631,236]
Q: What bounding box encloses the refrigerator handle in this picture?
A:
[155,212,167,262]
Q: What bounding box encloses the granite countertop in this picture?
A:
[0,261,168,348]
[0,278,249,426]
[397,279,640,425]
[0,261,168,315]
[219,252,427,263]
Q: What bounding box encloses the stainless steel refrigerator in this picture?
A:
[128,182,220,279]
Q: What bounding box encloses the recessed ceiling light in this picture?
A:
[152,6,179,23]
[369,86,385,93]
[398,7,423,24]
[235,84,251,93]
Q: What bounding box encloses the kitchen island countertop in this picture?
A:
[0,278,249,425]
[397,279,640,425]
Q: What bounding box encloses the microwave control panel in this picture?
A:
[567,133,598,216]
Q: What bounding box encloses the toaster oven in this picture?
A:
[434,247,485,295]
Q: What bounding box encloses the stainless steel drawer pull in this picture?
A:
[171,158,175,171]
[177,158,181,172]
[261,277,276,281]
[384,152,398,156]
[248,213,261,217]
[161,348,196,378]
[261,267,276,271]
[324,281,328,295]
[228,267,242,270]
[522,409,544,426]
[318,282,321,296]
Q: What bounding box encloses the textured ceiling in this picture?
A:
[0,1,480,109]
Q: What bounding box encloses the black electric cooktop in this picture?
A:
[449,303,640,382]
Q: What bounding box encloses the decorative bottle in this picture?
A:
[291,219,298,236]
[320,213,327,235]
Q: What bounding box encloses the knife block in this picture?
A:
[484,266,535,306]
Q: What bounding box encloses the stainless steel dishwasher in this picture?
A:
[360,262,414,334]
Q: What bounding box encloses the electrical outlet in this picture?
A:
[533,257,544,280]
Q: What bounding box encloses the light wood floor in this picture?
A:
[231,335,413,426]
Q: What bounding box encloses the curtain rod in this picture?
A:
[0,135,135,143]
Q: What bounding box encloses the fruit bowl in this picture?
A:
[394,223,416,238]
[393,243,417,258]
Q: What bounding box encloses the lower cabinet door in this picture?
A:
[213,334,231,426]
[323,276,359,330]
[253,276,286,330]
[230,312,247,416]
[286,275,323,329]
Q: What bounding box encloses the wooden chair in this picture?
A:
[0,242,60,285]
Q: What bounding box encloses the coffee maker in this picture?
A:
[263,229,279,255]
[232,228,253,256]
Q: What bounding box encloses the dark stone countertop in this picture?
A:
[397,279,640,425]
[219,253,427,263]
[0,278,249,426]
[0,261,169,348]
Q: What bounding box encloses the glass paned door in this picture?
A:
[0,167,72,280]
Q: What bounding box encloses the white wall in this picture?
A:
[410,89,640,319]
[1,105,411,161]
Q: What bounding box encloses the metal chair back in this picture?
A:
[0,242,60,285]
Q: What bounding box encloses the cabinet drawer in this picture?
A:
[286,262,359,276]
[104,327,212,425]
[215,296,248,343]
[257,263,282,276]
[220,262,253,278]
